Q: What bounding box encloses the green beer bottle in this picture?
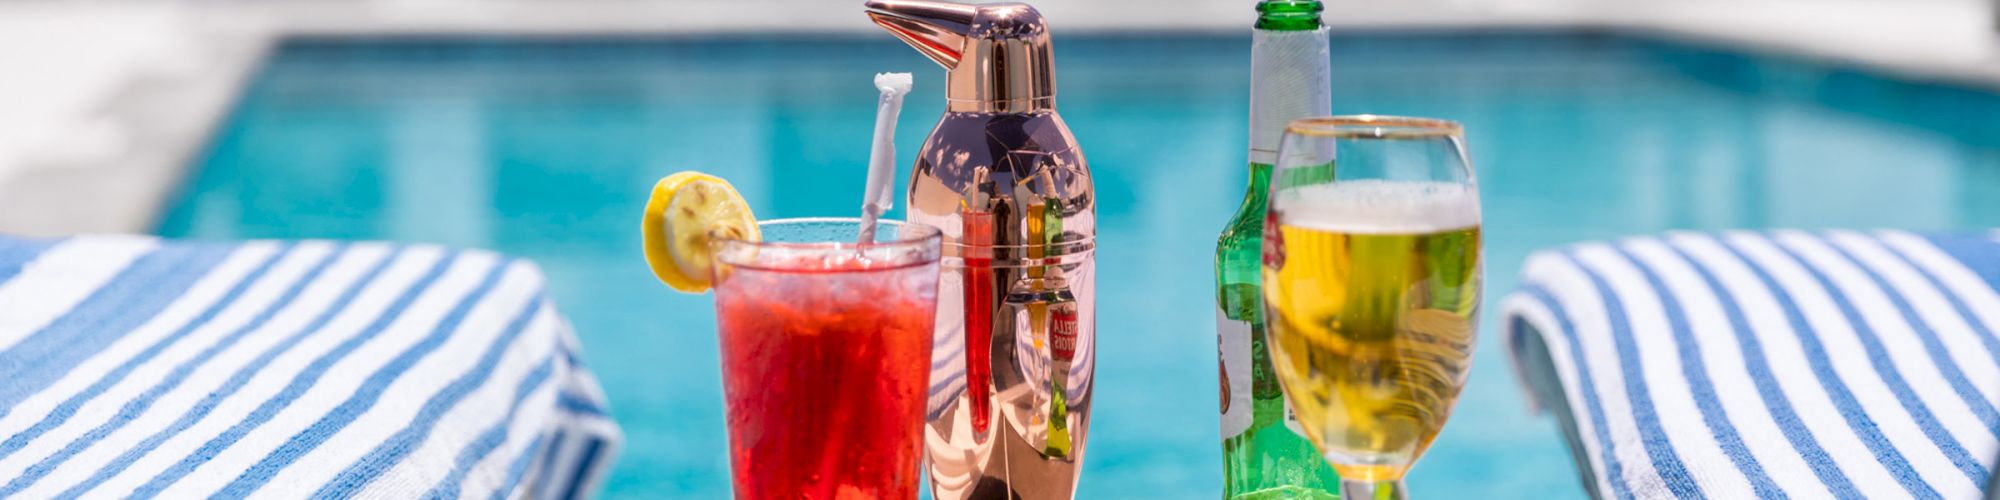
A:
[1215,1,1341,498]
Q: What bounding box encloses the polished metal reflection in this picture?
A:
[866,1,1095,498]
[866,0,1057,113]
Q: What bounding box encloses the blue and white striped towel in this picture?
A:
[1502,230,2000,499]
[0,234,620,499]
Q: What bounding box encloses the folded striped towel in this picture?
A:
[0,234,619,499]
[1502,230,2000,500]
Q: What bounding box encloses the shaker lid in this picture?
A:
[865,0,1055,112]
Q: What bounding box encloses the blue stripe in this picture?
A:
[420,356,558,500]
[488,430,551,500]
[1717,235,1937,499]
[0,237,63,286]
[0,242,235,415]
[559,343,585,371]
[926,379,968,421]
[313,296,548,498]
[530,430,569,500]
[1661,239,1857,497]
[562,437,607,500]
[212,259,515,498]
[1875,235,2000,382]
[1768,238,1985,486]
[1825,237,2000,437]
[1924,234,2000,292]
[930,339,962,370]
[59,247,405,498]
[1565,250,1705,500]
[1613,243,1784,498]
[548,344,609,419]
[1516,282,1633,500]
[555,392,608,418]
[132,251,465,497]
[0,243,271,463]
[927,368,967,394]
[1,244,343,496]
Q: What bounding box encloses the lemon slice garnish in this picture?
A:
[642,171,759,293]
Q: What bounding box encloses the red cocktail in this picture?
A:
[711,218,942,500]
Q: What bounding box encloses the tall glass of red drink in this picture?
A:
[710,218,942,500]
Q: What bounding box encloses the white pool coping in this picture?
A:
[0,0,1994,236]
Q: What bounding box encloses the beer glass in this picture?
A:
[1260,116,1482,499]
[711,218,943,499]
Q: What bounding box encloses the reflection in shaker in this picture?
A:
[868,0,1097,496]
[1002,275,1075,457]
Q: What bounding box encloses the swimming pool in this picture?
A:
[157,31,2000,498]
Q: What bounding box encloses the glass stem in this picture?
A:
[1341,479,1409,500]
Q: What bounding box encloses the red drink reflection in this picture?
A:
[714,248,939,500]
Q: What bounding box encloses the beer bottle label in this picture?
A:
[1283,391,1306,437]
[1052,305,1078,361]
[1217,306,1253,438]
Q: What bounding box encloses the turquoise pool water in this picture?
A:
[158,32,2000,498]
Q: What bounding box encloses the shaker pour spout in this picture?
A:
[863,1,1094,497]
[864,0,1055,112]
[864,0,976,68]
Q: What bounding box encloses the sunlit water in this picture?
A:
[159,32,2000,498]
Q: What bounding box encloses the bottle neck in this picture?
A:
[1256,0,1325,31]
[1247,26,1332,166]
[1245,162,1273,198]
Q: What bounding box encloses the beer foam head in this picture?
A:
[1276,180,1481,233]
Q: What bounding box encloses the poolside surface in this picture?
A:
[158,32,2000,498]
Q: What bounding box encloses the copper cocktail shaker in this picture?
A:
[864,1,1096,498]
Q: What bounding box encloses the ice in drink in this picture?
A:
[712,222,942,500]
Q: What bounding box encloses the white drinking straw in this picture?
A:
[858,72,913,245]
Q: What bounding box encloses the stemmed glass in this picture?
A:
[1260,116,1483,499]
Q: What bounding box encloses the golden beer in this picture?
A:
[1262,181,1481,482]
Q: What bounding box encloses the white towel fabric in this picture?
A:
[0,234,619,499]
[1503,229,2000,500]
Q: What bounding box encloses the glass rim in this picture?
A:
[713,217,942,251]
[1284,115,1463,139]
